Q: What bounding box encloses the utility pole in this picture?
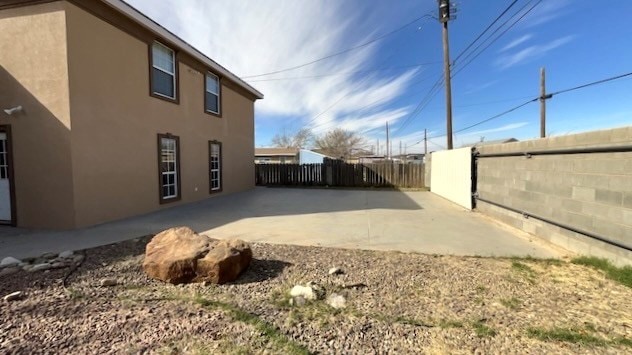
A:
[399,141,402,158]
[376,139,379,155]
[540,67,548,138]
[438,0,454,149]
[424,129,428,157]
[385,121,390,160]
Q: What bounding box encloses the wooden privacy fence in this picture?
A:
[255,161,425,188]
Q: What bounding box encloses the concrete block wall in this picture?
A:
[475,126,632,266]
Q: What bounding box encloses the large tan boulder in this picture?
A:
[142,227,252,284]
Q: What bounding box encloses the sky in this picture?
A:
[126,0,632,153]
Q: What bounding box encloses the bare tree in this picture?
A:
[314,128,366,159]
[271,128,312,148]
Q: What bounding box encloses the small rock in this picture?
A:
[100,278,118,287]
[72,254,85,264]
[22,264,33,272]
[0,258,19,270]
[289,296,306,307]
[3,291,23,302]
[329,267,344,275]
[30,263,52,272]
[0,267,19,276]
[290,285,319,300]
[1,257,21,268]
[50,262,68,269]
[58,250,74,259]
[40,252,57,260]
[326,293,346,309]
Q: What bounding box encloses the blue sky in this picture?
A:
[127,0,632,152]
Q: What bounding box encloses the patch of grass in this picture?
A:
[499,297,521,310]
[613,337,632,347]
[472,320,497,338]
[511,261,537,283]
[475,285,487,293]
[510,255,563,266]
[527,327,607,346]
[194,295,310,355]
[393,315,433,328]
[571,256,632,288]
[438,319,464,329]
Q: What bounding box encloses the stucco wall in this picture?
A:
[430,147,472,209]
[64,1,256,228]
[476,127,632,266]
[0,2,76,228]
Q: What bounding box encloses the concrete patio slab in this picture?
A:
[0,187,566,259]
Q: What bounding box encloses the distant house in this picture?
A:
[299,149,331,164]
[254,148,333,164]
[254,148,299,164]
[461,138,518,148]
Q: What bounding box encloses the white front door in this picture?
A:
[0,132,11,221]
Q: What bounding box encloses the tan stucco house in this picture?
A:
[0,0,263,229]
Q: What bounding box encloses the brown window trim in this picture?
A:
[209,140,223,194]
[158,133,182,204]
[0,125,17,227]
[204,72,222,118]
[149,41,180,104]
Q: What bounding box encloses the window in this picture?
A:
[209,141,222,193]
[151,42,177,100]
[158,134,180,203]
[205,73,220,115]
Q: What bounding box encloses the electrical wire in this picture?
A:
[452,0,519,64]
[549,71,632,96]
[242,14,434,79]
[452,0,543,78]
[245,62,441,83]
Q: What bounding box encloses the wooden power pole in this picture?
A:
[424,129,428,156]
[439,0,454,149]
[540,67,547,138]
[385,121,390,160]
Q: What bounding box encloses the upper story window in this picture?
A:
[151,42,177,100]
[205,73,221,115]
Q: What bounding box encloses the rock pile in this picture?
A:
[0,251,84,276]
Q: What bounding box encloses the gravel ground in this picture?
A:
[1,236,630,354]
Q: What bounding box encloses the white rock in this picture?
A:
[30,263,51,272]
[326,293,346,309]
[58,250,74,259]
[329,267,343,275]
[100,278,118,287]
[289,296,306,307]
[0,257,21,268]
[22,264,33,271]
[50,262,68,269]
[73,254,85,263]
[3,291,23,302]
[290,285,317,300]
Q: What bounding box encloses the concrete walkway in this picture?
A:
[0,187,564,259]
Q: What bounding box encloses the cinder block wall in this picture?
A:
[476,127,632,266]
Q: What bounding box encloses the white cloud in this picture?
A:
[496,36,575,69]
[126,0,421,134]
[500,34,533,52]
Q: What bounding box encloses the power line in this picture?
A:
[420,69,632,142]
[549,71,632,96]
[453,0,519,64]
[392,1,526,136]
[242,14,434,79]
[245,62,440,82]
[452,0,543,78]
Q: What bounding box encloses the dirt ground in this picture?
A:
[1,237,630,354]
